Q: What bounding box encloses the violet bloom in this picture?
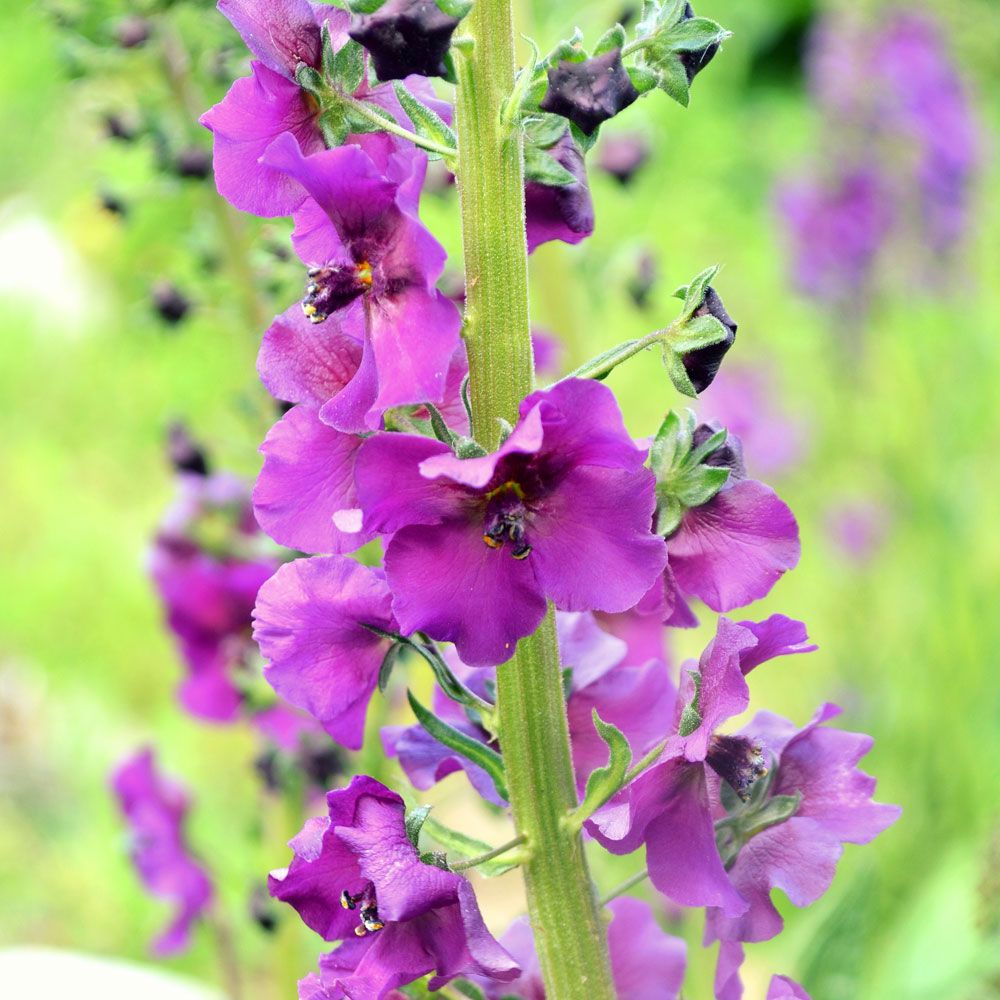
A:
[704,703,900,946]
[696,365,808,479]
[525,129,595,253]
[587,615,816,915]
[150,471,277,722]
[269,776,518,998]
[666,436,801,615]
[355,379,666,666]
[253,555,397,749]
[383,612,674,804]
[597,132,651,185]
[480,897,686,999]
[110,749,214,957]
[201,0,433,217]
[261,135,460,431]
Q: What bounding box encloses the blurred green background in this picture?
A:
[1,0,999,997]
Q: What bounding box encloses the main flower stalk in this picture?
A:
[454,2,616,997]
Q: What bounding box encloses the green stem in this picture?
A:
[449,833,527,871]
[564,322,678,382]
[454,3,616,998]
[600,869,650,906]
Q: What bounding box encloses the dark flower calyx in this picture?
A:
[678,2,721,83]
[349,0,462,81]
[682,286,737,393]
[691,421,745,479]
[152,282,191,325]
[340,884,385,935]
[539,48,640,136]
[706,734,768,801]
[302,263,372,323]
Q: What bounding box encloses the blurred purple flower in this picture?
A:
[825,497,889,564]
[110,749,214,956]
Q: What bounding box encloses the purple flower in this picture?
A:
[269,776,518,998]
[769,975,812,999]
[667,472,800,615]
[480,897,686,999]
[201,0,435,218]
[261,135,461,431]
[596,132,651,186]
[825,497,889,564]
[713,942,812,1000]
[110,749,214,956]
[704,703,900,945]
[252,556,397,749]
[587,615,815,916]
[383,612,675,803]
[355,379,667,666]
[525,129,595,253]
[696,365,808,478]
[150,472,277,722]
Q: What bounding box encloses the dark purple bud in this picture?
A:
[296,735,345,789]
[539,48,640,136]
[249,884,279,934]
[99,191,128,218]
[115,16,151,49]
[349,0,462,81]
[174,146,213,180]
[682,286,737,393]
[679,2,720,83]
[152,282,191,326]
[301,264,372,324]
[167,422,211,477]
[692,421,745,479]
[524,130,595,252]
[597,132,651,185]
[103,113,137,143]
[627,249,658,309]
[706,733,768,801]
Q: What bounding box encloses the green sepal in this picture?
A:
[655,56,690,107]
[523,112,567,150]
[670,464,729,508]
[567,711,632,829]
[627,63,660,95]
[420,851,451,870]
[649,408,694,480]
[655,493,685,536]
[561,667,574,702]
[346,0,384,13]
[321,21,339,80]
[680,263,720,317]
[434,0,473,18]
[569,120,600,154]
[405,804,432,848]
[661,16,730,52]
[332,39,366,94]
[524,144,577,186]
[677,670,702,737]
[669,313,730,353]
[543,30,585,68]
[687,426,727,466]
[295,62,325,98]
[451,983,488,1000]
[377,641,402,692]
[424,402,460,449]
[421,816,520,876]
[318,110,350,148]
[594,23,627,56]
[662,344,698,397]
[408,689,509,802]
[392,81,457,162]
[440,48,459,85]
[716,787,802,868]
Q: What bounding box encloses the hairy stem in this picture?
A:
[455,6,615,989]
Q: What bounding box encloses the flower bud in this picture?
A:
[691,421,745,479]
[115,16,151,50]
[349,0,463,81]
[152,282,191,326]
[597,132,651,185]
[682,286,736,393]
[167,423,210,477]
[627,249,657,309]
[678,2,721,83]
[103,113,137,143]
[539,48,640,136]
[174,147,212,180]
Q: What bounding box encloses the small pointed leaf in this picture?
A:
[405,805,432,848]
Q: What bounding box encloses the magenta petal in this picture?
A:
[768,975,812,999]
[218,0,322,76]
[642,760,748,915]
[385,520,548,667]
[254,406,371,554]
[737,614,817,674]
[258,304,364,407]
[367,286,460,420]
[200,63,321,217]
[252,557,394,749]
[605,897,687,1000]
[355,433,458,532]
[319,330,381,434]
[530,465,667,614]
[669,479,801,612]
[714,941,745,1000]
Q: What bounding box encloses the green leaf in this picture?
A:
[408,690,509,802]
[434,0,473,18]
[669,313,729,353]
[681,264,720,317]
[594,23,627,56]
[677,670,703,736]
[570,120,600,153]
[421,817,520,877]
[405,805,432,848]
[649,408,694,479]
[655,55,690,107]
[570,711,632,828]
[524,144,576,187]
[663,16,729,52]
[391,81,457,159]
[332,39,365,94]
[523,111,567,150]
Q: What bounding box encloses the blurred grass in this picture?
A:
[1,0,999,996]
